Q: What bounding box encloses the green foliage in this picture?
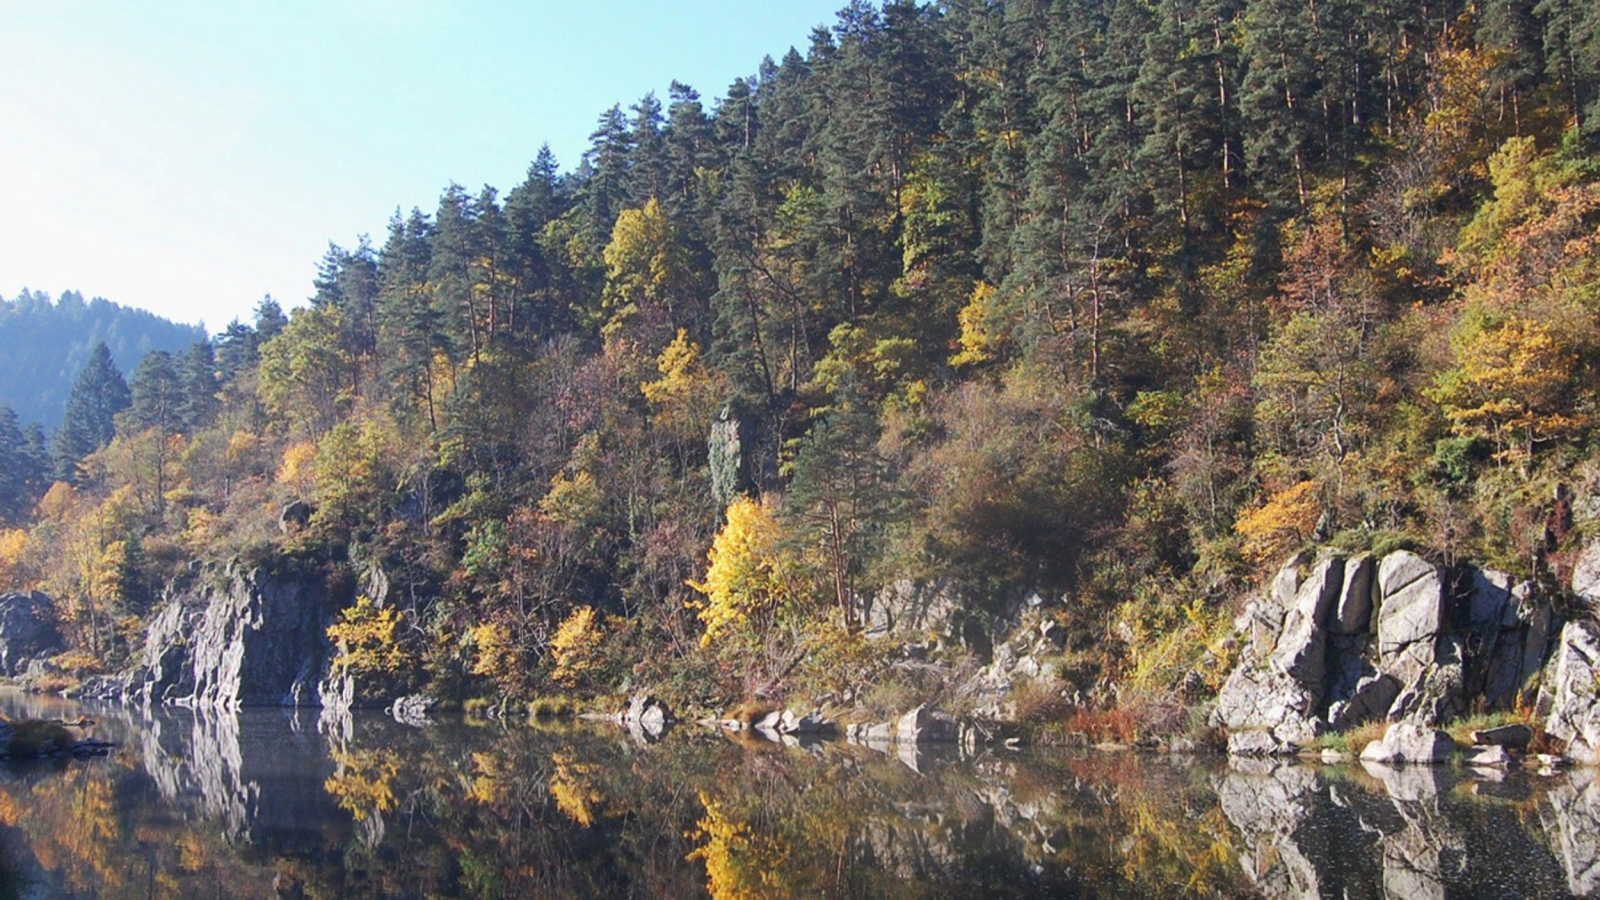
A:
[54,343,131,482]
[13,0,1600,713]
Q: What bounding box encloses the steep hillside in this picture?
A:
[2,0,1599,727]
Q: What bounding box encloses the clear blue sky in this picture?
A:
[0,1,843,332]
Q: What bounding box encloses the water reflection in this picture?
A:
[0,692,1597,898]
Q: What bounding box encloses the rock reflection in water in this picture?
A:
[0,694,1596,898]
[1217,756,1586,899]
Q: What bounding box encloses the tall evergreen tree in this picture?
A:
[127,350,183,436]
[179,340,220,431]
[53,342,131,481]
[0,406,39,526]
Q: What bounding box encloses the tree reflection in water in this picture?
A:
[0,693,1594,899]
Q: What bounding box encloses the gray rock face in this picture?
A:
[1375,552,1448,700]
[1359,723,1456,765]
[1270,557,1344,684]
[1332,553,1375,636]
[315,564,396,713]
[863,579,967,641]
[0,592,64,676]
[1542,619,1600,761]
[1213,557,1346,748]
[708,411,747,507]
[127,565,339,709]
[1574,541,1600,612]
[1214,549,1558,755]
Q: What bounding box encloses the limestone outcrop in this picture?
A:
[1214,550,1555,754]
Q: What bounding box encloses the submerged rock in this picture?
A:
[1464,745,1513,768]
[0,718,113,759]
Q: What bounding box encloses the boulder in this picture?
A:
[895,705,959,744]
[777,710,834,735]
[1358,723,1456,765]
[1470,723,1534,749]
[388,694,434,727]
[0,592,65,676]
[625,694,672,730]
[278,500,314,534]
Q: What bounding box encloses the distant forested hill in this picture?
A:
[0,289,205,429]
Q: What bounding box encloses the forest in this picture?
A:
[2,0,1599,724]
[0,289,205,429]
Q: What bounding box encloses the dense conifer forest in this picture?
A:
[4,0,1600,719]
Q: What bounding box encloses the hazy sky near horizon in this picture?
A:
[0,0,843,332]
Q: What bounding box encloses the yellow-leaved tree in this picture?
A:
[326,596,410,679]
[548,605,605,688]
[640,328,723,442]
[688,497,795,649]
[0,529,27,589]
[1430,311,1584,465]
[1234,480,1321,566]
[602,197,691,330]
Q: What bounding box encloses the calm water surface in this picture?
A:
[0,690,1597,898]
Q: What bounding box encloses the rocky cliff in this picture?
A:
[1213,549,1558,755]
[121,563,375,710]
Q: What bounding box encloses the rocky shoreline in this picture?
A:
[11,539,1600,768]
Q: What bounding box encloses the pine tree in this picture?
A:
[179,340,220,431]
[0,405,32,525]
[53,342,131,481]
[127,349,182,436]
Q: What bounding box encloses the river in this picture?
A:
[0,691,1595,898]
